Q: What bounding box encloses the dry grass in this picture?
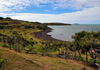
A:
[0,47,95,70]
[0,47,44,70]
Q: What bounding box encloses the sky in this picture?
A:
[0,0,100,24]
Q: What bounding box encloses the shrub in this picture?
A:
[89,59,100,63]
[74,56,85,61]
[0,17,4,20]
[0,59,6,67]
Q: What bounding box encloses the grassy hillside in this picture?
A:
[0,47,94,70]
[0,17,99,70]
[0,17,47,54]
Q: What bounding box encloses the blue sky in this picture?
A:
[0,0,100,24]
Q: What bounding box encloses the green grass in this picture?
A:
[0,20,43,53]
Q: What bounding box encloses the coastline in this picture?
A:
[33,27,62,41]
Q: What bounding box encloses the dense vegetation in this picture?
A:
[0,17,100,70]
[72,31,100,65]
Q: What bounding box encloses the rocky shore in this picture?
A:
[33,27,62,41]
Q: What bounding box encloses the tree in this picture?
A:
[72,31,100,63]
[0,17,4,20]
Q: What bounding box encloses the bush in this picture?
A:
[3,44,11,48]
[74,56,85,61]
[0,17,4,20]
[0,59,6,66]
[88,59,94,63]
[89,59,100,63]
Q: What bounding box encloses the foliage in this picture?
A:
[72,31,100,64]
[0,17,4,20]
[0,59,6,66]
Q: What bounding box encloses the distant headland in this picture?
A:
[43,22,71,25]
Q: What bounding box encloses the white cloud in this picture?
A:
[0,0,100,24]
[0,0,31,12]
[76,0,87,3]
[44,10,51,12]
[52,0,100,10]
[0,0,100,12]
[1,7,99,24]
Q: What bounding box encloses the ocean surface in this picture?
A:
[48,24,100,41]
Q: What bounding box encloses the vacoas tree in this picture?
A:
[72,31,88,58]
[72,31,100,63]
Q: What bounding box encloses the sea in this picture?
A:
[48,24,100,41]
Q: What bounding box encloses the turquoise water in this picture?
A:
[48,24,100,41]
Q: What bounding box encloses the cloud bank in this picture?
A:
[0,7,99,24]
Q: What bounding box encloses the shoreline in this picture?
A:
[33,27,62,41]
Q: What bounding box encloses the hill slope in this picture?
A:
[0,47,94,70]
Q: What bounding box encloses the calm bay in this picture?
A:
[48,24,100,41]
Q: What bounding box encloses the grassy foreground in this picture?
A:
[0,47,94,70]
